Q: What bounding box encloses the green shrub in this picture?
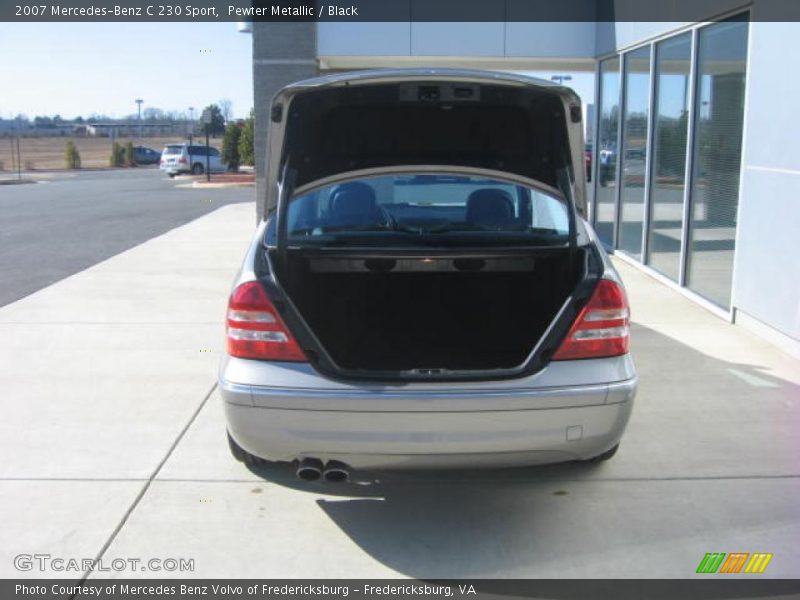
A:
[124,141,136,167]
[238,110,254,166]
[110,141,125,167]
[222,123,242,172]
[65,140,81,169]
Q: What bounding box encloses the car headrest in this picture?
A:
[330,182,380,219]
[331,181,378,215]
[466,189,515,226]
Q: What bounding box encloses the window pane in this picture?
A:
[687,17,748,308]
[594,57,620,246]
[618,46,651,259]
[647,33,692,282]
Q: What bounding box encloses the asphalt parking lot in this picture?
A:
[0,199,798,579]
[0,169,253,307]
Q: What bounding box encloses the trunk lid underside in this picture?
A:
[276,78,578,195]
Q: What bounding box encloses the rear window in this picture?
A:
[164,145,183,155]
[286,172,569,246]
[189,145,217,156]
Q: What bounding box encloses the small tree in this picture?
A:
[238,110,254,166]
[221,122,242,172]
[200,104,225,137]
[65,140,81,169]
[124,141,136,167]
[110,141,124,167]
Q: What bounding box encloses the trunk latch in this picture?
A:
[410,368,446,376]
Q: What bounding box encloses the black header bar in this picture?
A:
[5,579,800,600]
[4,0,800,22]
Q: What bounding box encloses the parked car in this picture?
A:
[598,146,617,186]
[220,69,637,482]
[159,143,226,176]
[132,145,161,165]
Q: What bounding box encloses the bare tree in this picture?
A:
[218,99,233,123]
[143,107,165,121]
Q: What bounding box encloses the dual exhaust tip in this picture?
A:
[296,458,349,482]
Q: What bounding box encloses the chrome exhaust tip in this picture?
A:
[296,458,323,481]
[322,460,350,482]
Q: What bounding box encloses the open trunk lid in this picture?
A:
[263,69,587,219]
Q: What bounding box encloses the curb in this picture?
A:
[0,179,38,185]
[178,181,255,189]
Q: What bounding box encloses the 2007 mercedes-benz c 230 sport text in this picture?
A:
[220,69,636,482]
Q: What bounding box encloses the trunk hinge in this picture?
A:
[556,167,579,273]
[275,160,297,280]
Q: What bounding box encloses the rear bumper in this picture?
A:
[220,356,637,469]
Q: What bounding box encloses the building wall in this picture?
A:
[733,21,800,344]
[595,21,690,56]
[252,21,317,222]
[590,11,800,353]
[317,21,597,62]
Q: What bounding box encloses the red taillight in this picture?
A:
[178,157,188,164]
[226,281,306,362]
[553,279,630,360]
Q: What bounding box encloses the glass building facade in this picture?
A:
[592,15,749,310]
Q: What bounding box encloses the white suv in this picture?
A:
[160,143,226,177]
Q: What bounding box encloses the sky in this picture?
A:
[0,23,254,120]
[0,22,602,121]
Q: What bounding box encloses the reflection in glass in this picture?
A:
[618,46,651,259]
[687,18,748,308]
[594,57,620,247]
[647,33,692,282]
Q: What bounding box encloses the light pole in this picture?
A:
[135,98,143,137]
[188,107,195,144]
[551,75,573,86]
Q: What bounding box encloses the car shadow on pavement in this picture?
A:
[242,322,797,578]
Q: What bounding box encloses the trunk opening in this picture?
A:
[278,248,585,373]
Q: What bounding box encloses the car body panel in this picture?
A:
[224,394,634,469]
[220,355,636,411]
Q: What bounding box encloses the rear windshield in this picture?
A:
[164,145,183,155]
[286,173,569,245]
[187,145,219,156]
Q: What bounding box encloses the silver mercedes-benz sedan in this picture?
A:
[220,69,636,482]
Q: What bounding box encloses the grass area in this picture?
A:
[0,136,221,171]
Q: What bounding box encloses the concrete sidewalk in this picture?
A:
[1,203,798,579]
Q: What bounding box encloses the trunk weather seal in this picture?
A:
[290,165,566,201]
[274,161,297,279]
